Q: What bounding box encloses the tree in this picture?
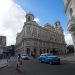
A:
[67,45,74,53]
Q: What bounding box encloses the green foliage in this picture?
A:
[67,45,74,53]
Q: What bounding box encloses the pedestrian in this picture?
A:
[16,54,22,73]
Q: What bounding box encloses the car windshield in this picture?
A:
[40,53,51,56]
[22,55,27,56]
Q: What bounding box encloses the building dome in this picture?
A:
[26,12,35,22]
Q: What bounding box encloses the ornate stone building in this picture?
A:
[64,0,75,50]
[16,13,66,56]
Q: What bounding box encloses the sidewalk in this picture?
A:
[0,59,8,69]
[61,55,75,62]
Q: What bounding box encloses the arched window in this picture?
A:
[28,16,31,21]
[70,8,73,16]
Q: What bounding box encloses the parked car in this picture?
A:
[37,53,60,64]
[21,54,29,60]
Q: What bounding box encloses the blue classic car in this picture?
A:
[37,53,60,64]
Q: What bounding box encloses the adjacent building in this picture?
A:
[7,45,15,56]
[64,0,75,50]
[16,13,66,56]
[0,36,6,57]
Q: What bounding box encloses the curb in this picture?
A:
[0,65,8,69]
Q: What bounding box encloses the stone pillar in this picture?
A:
[23,40,26,54]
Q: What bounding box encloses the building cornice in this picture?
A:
[65,0,71,13]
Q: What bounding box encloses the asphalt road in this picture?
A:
[0,57,75,75]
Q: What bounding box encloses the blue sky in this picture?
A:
[15,0,68,32]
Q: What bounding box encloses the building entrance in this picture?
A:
[26,48,30,55]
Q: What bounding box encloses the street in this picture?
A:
[0,56,75,75]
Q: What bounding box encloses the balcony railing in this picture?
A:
[68,17,75,32]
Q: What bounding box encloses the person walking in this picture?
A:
[16,54,22,73]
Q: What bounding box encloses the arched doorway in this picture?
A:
[43,49,45,53]
[47,49,49,53]
[52,48,57,55]
[40,49,42,54]
[26,48,30,55]
[32,48,37,58]
[33,48,37,55]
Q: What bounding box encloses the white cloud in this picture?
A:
[0,0,40,46]
[64,32,73,45]
[0,0,26,46]
[34,18,40,23]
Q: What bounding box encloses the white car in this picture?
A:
[21,54,29,60]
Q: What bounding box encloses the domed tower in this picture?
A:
[26,13,35,22]
[55,21,63,33]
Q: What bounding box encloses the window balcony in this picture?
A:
[68,17,75,32]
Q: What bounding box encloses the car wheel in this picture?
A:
[39,60,42,63]
[47,62,49,64]
[47,62,51,64]
[57,61,60,64]
[52,62,55,65]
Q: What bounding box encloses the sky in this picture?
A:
[0,0,73,46]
